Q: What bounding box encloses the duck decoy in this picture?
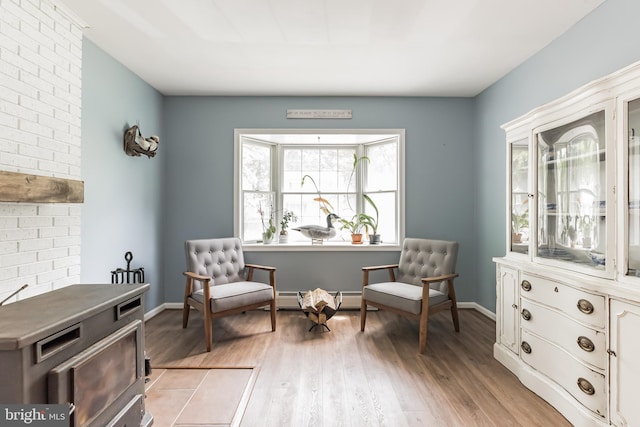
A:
[293,213,340,244]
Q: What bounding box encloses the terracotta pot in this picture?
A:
[351,234,363,244]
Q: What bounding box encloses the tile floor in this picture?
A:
[144,368,255,427]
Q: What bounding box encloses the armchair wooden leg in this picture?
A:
[360,299,367,331]
[182,303,190,328]
[419,293,430,354]
[270,300,277,331]
[204,312,213,352]
[448,278,460,332]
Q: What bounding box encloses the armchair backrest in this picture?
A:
[184,237,246,291]
[396,238,458,294]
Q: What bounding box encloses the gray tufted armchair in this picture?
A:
[360,238,459,354]
[183,237,276,351]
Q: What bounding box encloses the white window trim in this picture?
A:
[234,128,405,251]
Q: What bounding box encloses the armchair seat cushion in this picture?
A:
[363,282,448,315]
[192,281,274,313]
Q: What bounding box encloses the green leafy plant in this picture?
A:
[338,214,367,234]
[361,194,379,235]
[280,210,298,233]
[259,202,276,240]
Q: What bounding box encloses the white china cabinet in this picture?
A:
[494,61,640,427]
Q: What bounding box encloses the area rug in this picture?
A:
[144,367,257,427]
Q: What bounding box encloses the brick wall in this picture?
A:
[0,0,83,302]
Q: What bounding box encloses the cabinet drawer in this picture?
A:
[520,330,606,418]
[520,273,605,328]
[520,299,606,370]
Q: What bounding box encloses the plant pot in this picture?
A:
[512,233,522,243]
[369,234,381,245]
[279,232,288,244]
[262,232,274,244]
[351,234,363,244]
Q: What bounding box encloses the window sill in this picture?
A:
[243,241,401,252]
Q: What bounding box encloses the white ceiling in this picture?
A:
[57,0,605,97]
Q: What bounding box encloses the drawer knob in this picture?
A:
[577,377,595,395]
[577,336,595,352]
[521,280,532,292]
[521,341,532,354]
[577,299,594,315]
[521,308,532,321]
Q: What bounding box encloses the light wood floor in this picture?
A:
[145,308,571,427]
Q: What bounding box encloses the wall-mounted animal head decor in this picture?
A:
[123,124,159,158]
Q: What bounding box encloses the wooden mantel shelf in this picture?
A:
[0,170,84,203]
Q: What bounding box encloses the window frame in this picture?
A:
[234,129,405,251]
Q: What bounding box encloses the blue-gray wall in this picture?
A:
[474,0,640,311]
[162,97,475,303]
[80,39,165,311]
[80,0,640,314]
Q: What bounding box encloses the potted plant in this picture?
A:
[361,194,380,244]
[259,202,276,244]
[511,207,528,244]
[279,210,298,243]
[338,214,366,244]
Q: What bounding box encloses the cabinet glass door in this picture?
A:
[536,111,606,269]
[628,99,640,276]
[510,141,529,254]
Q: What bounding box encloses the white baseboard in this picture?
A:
[153,293,497,321]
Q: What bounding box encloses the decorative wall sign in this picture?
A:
[286,109,353,119]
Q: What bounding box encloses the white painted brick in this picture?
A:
[68,164,80,178]
[38,158,69,174]
[1,99,37,122]
[0,72,39,99]
[19,143,53,160]
[0,138,18,153]
[0,152,38,170]
[0,110,19,128]
[37,205,69,216]
[53,255,79,269]
[66,264,80,276]
[0,241,18,255]
[54,235,79,248]
[38,91,68,112]
[21,71,55,95]
[39,226,68,238]
[54,215,80,227]
[0,0,83,299]
[38,111,68,132]
[0,228,38,241]
[0,204,37,216]
[20,94,54,117]
[19,119,54,138]
[19,215,53,228]
[0,57,19,79]
[37,247,68,261]
[18,260,52,277]
[0,86,20,105]
[19,237,53,252]
[0,216,19,229]
[0,251,36,267]
[53,150,80,166]
[0,124,38,145]
[0,31,20,53]
[20,1,54,29]
[38,136,68,153]
[0,266,18,281]
[37,267,67,284]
